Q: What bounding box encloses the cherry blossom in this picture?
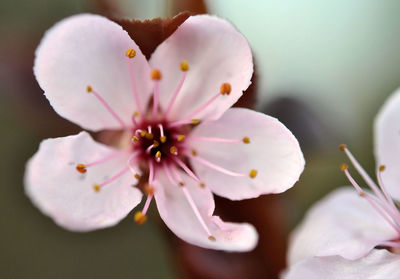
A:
[25,14,304,251]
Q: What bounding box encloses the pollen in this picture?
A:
[180,60,189,72]
[134,211,147,225]
[177,135,185,142]
[93,184,101,192]
[144,184,155,195]
[155,151,162,159]
[76,164,87,173]
[151,69,162,80]
[145,133,154,140]
[208,236,216,241]
[242,137,250,144]
[134,174,141,180]
[379,165,386,172]
[132,136,139,142]
[191,119,200,125]
[86,85,92,93]
[125,48,136,59]
[160,136,167,143]
[220,83,232,95]
[191,149,197,156]
[339,144,347,151]
[170,146,178,155]
[340,163,348,171]
[249,169,258,178]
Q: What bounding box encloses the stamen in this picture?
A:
[243,137,250,144]
[131,111,139,127]
[127,57,143,115]
[249,169,258,178]
[146,126,154,140]
[92,166,130,192]
[125,48,136,59]
[158,124,166,143]
[155,151,162,162]
[173,157,201,182]
[151,69,162,80]
[186,152,248,178]
[86,86,129,129]
[164,163,215,240]
[144,184,155,195]
[169,85,229,128]
[187,136,243,143]
[377,165,400,222]
[146,141,159,154]
[76,150,125,172]
[134,211,147,225]
[220,82,232,95]
[163,61,188,119]
[135,161,156,219]
[177,135,185,142]
[170,146,178,155]
[132,136,139,143]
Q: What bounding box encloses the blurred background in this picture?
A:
[1,0,400,278]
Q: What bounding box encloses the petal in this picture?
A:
[288,187,398,265]
[34,14,152,131]
[188,108,304,200]
[375,87,400,200]
[150,15,253,122]
[25,132,142,231]
[153,169,258,251]
[284,250,400,279]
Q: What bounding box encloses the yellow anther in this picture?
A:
[340,163,348,171]
[132,136,139,142]
[151,69,162,80]
[242,137,250,144]
[180,60,189,72]
[126,48,136,58]
[160,136,167,143]
[220,83,232,95]
[379,165,386,172]
[140,130,146,137]
[199,182,205,188]
[177,135,185,142]
[93,184,101,192]
[144,184,155,195]
[170,146,178,155]
[76,164,87,173]
[134,111,140,117]
[134,211,147,225]
[179,181,185,187]
[155,151,162,159]
[86,85,92,93]
[134,174,141,180]
[208,236,216,241]
[249,169,258,179]
[339,144,347,151]
[191,119,200,125]
[191,149,197,156]
[146,133,154,140]
[153,140,160,148]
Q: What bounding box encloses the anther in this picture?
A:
[160,136,167,143]
[151,69,162,80]
[340,163,348,171]
[134,211,147,225]
[125,48,136,59]
[177,135,185,142]
[134,174,141,180]
[76,164,87,173]
[379,165,386,172]
[153,140,160,148]
[155,151,162,159]
[220,83,232,95]
[179,181,185,187]
[199,182,205,188]
[208,236,216,241]
[170,146,178,155]
[93,184,101,192]
[144,184,155,195]
[145,133,154,140]
[249,169,258,178]
[191,149,197,156]
[242,137,250,144]
[180,60,189,72]
[132,136,139,143]
[133,111,140,117]
[339,144,347,151]
[191,119,200,125]
[140,130,146,137]
[359,191,367,197]
[86,85,92,93]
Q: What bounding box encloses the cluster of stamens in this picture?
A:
[339,144,400,250]
[74,48,259,242]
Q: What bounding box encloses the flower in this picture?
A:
[25,14,304,251]
[285,88,400,277]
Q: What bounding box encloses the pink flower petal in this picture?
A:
[25,132,142,231]
[284,250,400,279]
[34,14,152,131]
[288,187,398,265]
[150,15,253,122]
[153,169,258,251]
[375,87,400,200]
[188,108,304,200]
